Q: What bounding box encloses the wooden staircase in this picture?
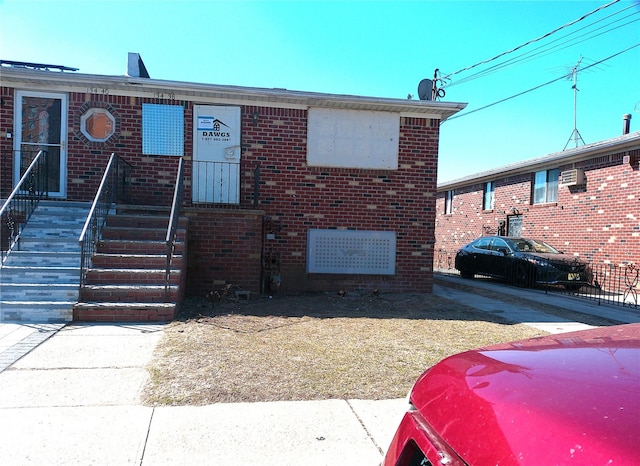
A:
[73,205,188,322]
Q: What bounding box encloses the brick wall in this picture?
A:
[0,87,15,198]
[185,208,263,296]
[241,109,440,293]
[67,92,183,205]
[3,85,442,295]
[435,148,640,268]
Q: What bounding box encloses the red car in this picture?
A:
[382,324,640,466]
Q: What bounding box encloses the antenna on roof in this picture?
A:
[417,79,433,100]
[563,57,586,150]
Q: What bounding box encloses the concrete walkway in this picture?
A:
[0,278,638,465]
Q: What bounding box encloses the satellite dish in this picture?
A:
[417,79,433,100]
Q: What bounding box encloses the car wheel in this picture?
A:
[513,262,534,288]
[460,270,474,279]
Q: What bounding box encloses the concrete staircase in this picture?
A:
[0,201,90,322]
[73,205,187,322]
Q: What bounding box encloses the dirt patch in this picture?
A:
[142,290,548,405]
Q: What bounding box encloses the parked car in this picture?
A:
[382,323,640,466]
[454,236,591,290]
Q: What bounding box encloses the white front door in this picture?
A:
[192,105,241,204]
[14,91,68,198]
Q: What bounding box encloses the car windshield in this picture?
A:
[513,239,559,254]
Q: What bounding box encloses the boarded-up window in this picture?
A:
[307,108,399,169]
[142,104,184,156]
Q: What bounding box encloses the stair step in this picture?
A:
[101,226,186,241]
[0,265,80,283]
[106,214,188,229]
[96,240,185,255]
[73,302,176,322]
[17,237,81,253]
[91,253,183,269]
[3,251,80,267]
[0,283,79,301]
[84,268,180,285]
[1,302,74,323]
[81,284,179,302]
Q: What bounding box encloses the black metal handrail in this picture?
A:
[79,153,132,290]
[165,157,184,300]
[0,150,48,265]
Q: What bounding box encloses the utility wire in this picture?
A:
[445,42,640,122]
[441,0,622,81]
[451,8,640,87]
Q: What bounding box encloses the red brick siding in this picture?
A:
[67,93,183,204]
[185,208,263,296]
[0,87,15,198]
[435,149,640,267]
[3,86,441,295]
[242,110,440,293]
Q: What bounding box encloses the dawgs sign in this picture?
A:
[192,105,241,204]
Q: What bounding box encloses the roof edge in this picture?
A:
[438,131,640,190]
[0,67,467,120]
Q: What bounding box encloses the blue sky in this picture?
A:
[1,0,638,182]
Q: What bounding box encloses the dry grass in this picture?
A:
[142,291,548,406]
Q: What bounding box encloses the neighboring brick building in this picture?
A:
[1,59,466,297]
[434,129,640,269]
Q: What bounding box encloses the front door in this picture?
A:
[192,105,241,204]
[14,91,67,198]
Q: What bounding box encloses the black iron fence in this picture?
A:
[435,249,639,309]
[0,150,48,265]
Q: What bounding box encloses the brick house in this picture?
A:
[434,128,640,270]
[0,58,466,304]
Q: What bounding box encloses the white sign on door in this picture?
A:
[193,105,241,203]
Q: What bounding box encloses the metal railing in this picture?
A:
[79,153,132,289]
[165,157,184,300]
[435,249,639,309]
[0,150,48,265]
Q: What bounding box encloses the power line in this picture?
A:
[450,7,639,87]
[440,0,623,81]
[445,43,640,122]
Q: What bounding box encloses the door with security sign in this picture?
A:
[193,105,241,204]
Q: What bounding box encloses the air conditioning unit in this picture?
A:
[559,168,585,187]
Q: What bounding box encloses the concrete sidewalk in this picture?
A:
[0,280,638,465]
[0,323,405,465]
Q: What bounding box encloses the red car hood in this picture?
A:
[409,324,640,465]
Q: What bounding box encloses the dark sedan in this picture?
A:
[454,236,591,289]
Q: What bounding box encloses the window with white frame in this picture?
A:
[483,181,495,210]
[445,190,454,214]
[532,169,559,204]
